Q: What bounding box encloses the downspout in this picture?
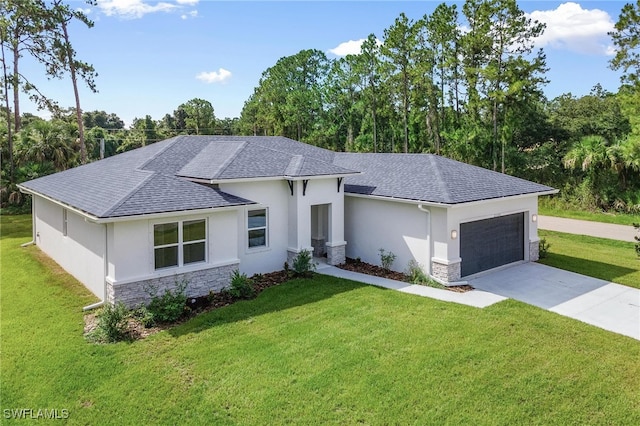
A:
[82,223,108,311]
[417,204,432,276]
[20,196,36,247]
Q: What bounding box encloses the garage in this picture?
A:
[460,212,525,277]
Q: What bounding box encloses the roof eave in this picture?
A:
[18,184,103,222]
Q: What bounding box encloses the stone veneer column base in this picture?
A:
[326,243,346,266]
[107,263,239,309]
[311,238,326,257]
[529,239,540,262]
[431,259,461,284]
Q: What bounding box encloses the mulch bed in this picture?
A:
[337,258,474,293]
[84,270,292,342]
[85,260,474,343]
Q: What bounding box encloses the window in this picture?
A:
[154,219,206,270]
[247,209,267,248]
[62,209,68,236]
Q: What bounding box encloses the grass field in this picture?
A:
[539,198,640,226]
[539,230,640,289]
[2,215,640,424]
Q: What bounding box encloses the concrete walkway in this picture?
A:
[538,215,636,242]
[468,263,640,340]
[316,262,506,308]
[317,261,640,341]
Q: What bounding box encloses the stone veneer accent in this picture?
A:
[326,244,346,266]
[529,240,540,262]
[107,263,238,308]
[311,238,326,257]
[431,259,461,283]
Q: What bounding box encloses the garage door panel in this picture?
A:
[460,213,524,277]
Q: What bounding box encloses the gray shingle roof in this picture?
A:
[18,135,357,219]
[20,135,555,219]
[334,153,555,204]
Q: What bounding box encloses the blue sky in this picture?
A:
[20,1,627,127]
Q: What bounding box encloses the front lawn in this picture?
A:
[539,230,640,289]
[2,215,640,424]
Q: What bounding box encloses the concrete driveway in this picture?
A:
[467,263,640,340]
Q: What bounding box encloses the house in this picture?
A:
[18,136,556,308]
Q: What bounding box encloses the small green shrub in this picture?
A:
[131,306,155,328]
[228,269,255,299]
[539,238,551,259]
[292,249,316,277]
[146,279,188,324]
[407,260,428,284]
[91,302,130,343]
[634,223,640,257]
[379,248,396,271]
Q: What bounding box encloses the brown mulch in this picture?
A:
[337,258,474,293]
[84,260,475,343]
[84,270,292,342]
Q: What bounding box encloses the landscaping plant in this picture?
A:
[90,302,130,343]
[379,248,397,271]
[228,269,256,299]
[145,279,188,324]
[292,249,316,277]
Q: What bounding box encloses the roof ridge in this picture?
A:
[208,140,247,179]
[137,136,184,171]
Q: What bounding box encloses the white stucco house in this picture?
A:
[19,136,556,308]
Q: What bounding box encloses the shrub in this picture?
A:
[539,238,551,259]
[131,306,155,328]
[406,260,428,284]
[228,269,255,299]
[379,248,396,271]
[91,302,130,343]
[146,279,188,324]
[634,223,640,258]
[292,249,316,277]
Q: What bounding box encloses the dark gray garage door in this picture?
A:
[460,212,524,277]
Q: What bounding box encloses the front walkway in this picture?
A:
[538,215,636,242]
[316,262,506,308]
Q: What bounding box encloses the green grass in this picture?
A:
[539,230,640,289]
[2,214,640,424]
[539,198,640,226]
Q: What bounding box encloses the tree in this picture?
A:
[45,0,98,164]
[179,98,215,135]
[610,1,640,88]
[382,13,417,153]
[354,34,384,152]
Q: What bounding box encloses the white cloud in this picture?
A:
[528,2,615,56]
[329,38,383,57]
[181,10,198,20]
[97,0,177,19]
[196,68,232,84]
[176,0,199,5]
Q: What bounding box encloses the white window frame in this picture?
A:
[62,208,68,237]
[247,208,268,249]
[152,218,207,271]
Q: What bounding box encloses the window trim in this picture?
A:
[247,208,268,249]
[62,208,68,237]
[152,218,207,271]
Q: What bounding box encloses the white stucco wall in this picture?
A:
[108,210,239,285]
[219,180,290,276]
[344,196,430,273]
[447,195,539,261]
[34,197,105,299]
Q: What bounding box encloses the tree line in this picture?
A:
[2,0,640,215]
